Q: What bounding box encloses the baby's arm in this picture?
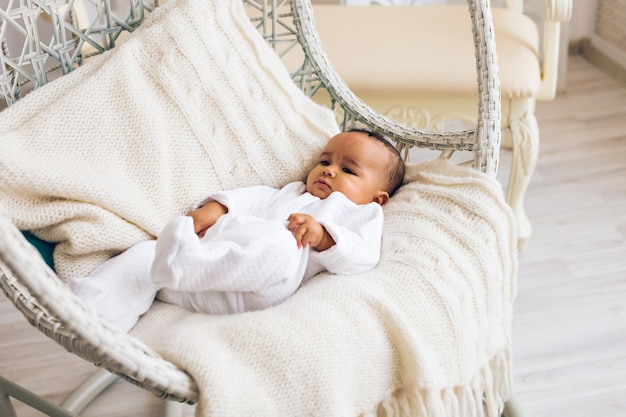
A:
[189,201,228,238]
[287,213,335,251]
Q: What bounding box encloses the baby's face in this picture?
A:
[306,131,389,205]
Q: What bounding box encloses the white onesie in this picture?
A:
[69,182,383,332]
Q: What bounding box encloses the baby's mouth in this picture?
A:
[315,179,330,190]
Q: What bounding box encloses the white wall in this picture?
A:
[569,0,597,42]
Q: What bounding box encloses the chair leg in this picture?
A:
[60,368,120,414]
[0,378,18,417]
[506,111,539,249]
[0,375,76,417]
[0,369,118,417]
[503,390,526,417]
[162,399,185,417]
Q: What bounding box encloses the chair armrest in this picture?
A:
[504,0,524,14]
[537,0,573,100]
[546,0,574,22]
[504,0,572,22]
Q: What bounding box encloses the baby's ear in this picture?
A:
[372,191,389,206]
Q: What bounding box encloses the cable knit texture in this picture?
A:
[0,0,339,279]
[0,0,517,416]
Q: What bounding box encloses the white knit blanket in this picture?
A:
[131,160,518,417]
[0,0,338,279]
[0,0,517,416]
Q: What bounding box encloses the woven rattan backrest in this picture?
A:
[0,0,157,105]
[286,0,501,174]
[1,0,501,174]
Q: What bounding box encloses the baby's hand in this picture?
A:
[287,213,335,251]
[189,201,227,238]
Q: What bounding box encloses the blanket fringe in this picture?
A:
[365,350,512,417]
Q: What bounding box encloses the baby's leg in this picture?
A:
[153,215,306,314]
[157,288,239,315]
[68,240,158,332]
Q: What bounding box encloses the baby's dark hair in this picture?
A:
[348,128,405,196]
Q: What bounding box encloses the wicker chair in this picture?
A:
[0,0,519,416]
[303,0,573,249]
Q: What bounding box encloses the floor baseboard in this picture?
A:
[577,38,626,87]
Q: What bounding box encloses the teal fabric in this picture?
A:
[21,231,55,272]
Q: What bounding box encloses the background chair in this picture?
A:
[302,0,572,248]
[0,0,518,416]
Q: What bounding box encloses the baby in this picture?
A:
[69,129,405,332]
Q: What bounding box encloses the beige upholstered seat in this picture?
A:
[305,1,572,248]
[309,6,540,98]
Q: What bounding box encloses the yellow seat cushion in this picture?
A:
[308,5,540,100]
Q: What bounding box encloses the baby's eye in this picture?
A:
[320,160,330,166]
[343,167,355,175]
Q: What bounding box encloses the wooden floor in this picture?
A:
[1,55,625,416]
[504,55,626,417]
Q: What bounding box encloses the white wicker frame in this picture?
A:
[0,0,519,416]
